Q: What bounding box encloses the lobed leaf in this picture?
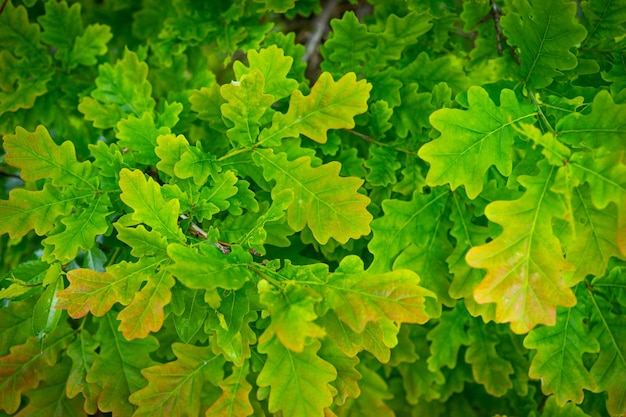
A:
[581,0,626,45]
[257,337,336,417]
[206,286,257,366]
[205,361,254,417]
[66,330,100,414]
[129,343,225,417]
[368,188,449,272]
[167,243,253,291]
[557,91,626,151]
[3,125,94,188]
[258,279,325,352]
[589,296,626,416]
[258,72,371,145]
[501,0,587,89]
[320,12,375,75]
[467,164,576,333]
[42,192,112,262]
[69,23,112,67]
[117,269,175,340]
[15,357,84,417]
[78,48,155,128]
[0,184,90,239]
[253,149,372,244]
[119,168,186,243]
[220,69,275,147]
[57,256,167,318]
[465,322,514,396]
[37,0,82,65]
[557,185,622,284]
[116,112,169,165]
[418,87,535,199]
[234,45,299,100]
[524,289,599,405]
[0,324,74,414]
[87,313,158,416]
[370,11,433,63]
[426,304,471,372]
[326,256,435,333]
[446,191,495,320]
[173,144,221,186]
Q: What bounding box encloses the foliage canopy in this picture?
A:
[1,0,625,416]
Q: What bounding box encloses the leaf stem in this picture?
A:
[346,129,414,155]
[528,90,555,134]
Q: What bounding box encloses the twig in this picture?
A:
[179,214,208,239]
[303,0,339,63]
[0,0,8,16]
[490,0,504,55]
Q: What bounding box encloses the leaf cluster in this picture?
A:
[1,1,625,416]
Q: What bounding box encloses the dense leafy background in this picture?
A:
[1,0,625,416]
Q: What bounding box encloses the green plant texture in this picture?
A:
[1,0,625,416]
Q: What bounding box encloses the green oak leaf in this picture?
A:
[253,149,372,244]
[326,256,436,333]
[3,125,94,188]
[234,45,299,101]
[78,48,155,129]
[465,322,514,397]
[205,361,254,417]
[69,23,112,67]
[0,184,91,239]
[589,296,626,416]
[129,343,225,417]
[117,269,175,340]
[467,163,576,333]
[166,243,253,291]
[524,289,599,405]
[257,337,336,417]
[557,91,626,151]
[368,188,450,272]
[258,72,371,145]
[501,0,587,89]
[220,69,275,147]
[418,87,535,199]
[42,192,112,262]
[56,256,167,318]
[258,279,325,352]
[116,112,170,165]
[119,168,186,243]
[87,313,158,416]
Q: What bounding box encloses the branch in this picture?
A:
[302,0,339,63]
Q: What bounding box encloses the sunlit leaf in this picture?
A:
[167,243,253,291]
[258,72,371,145]
[326,256,435,333]
[257,337,336,417]
[467,163,576,333]
[220,69,275,147]
[3,125,94,187]
[253,149,372,244]
[205,361,254,417]
[117,269,175,340]
[57,256,167,318]
[119,168,186,243]
[418,87,535,199]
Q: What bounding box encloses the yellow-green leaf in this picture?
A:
[253,149,372,244]
[258,72,371,145]
[467,163,576,333]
